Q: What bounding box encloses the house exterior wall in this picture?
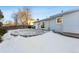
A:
[63,11,79,33]
[49,19,55,31]
[34,22,42,29]
[34,10,79,33]
[34,22,39,29]
[34,18,62,31]
[34,20,51,30]
[54,17,64,32]
[44,20,50,30]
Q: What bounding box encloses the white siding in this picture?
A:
[44,20,50,30]
[50,19,55,30]
[34,23,39,29]
[53,19,63,32]
[35,22,43,29]
[34,11,79,33]
[44,20,56,31]
[34,21,50,30]
[63,11,79,33]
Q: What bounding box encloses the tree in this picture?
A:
[0,9,4,26]
[0,22,3,27]
[12,8,32,26]
[0,9,6,43]
[12,13,18,26]
[0,10,4,19]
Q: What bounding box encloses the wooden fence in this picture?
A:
[0,25,35,30]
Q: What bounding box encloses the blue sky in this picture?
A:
[0,6,79,23]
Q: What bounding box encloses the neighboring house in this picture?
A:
[34,9,79,34]
[34,18,50,30]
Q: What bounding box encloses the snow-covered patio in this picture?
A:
[0,29,79,53]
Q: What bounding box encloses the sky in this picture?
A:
[0,6,79,23]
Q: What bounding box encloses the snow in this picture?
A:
[2,29,45,40]
[1,30,79,53]
[9,29,44,36]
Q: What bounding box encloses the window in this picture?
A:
[56,17,63,24]
[41,22,45,28]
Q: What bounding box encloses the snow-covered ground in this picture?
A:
[2,29,45,40]
[7,29,45,36]
[0,29,79,53]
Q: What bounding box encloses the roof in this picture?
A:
[34,9,79,23]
